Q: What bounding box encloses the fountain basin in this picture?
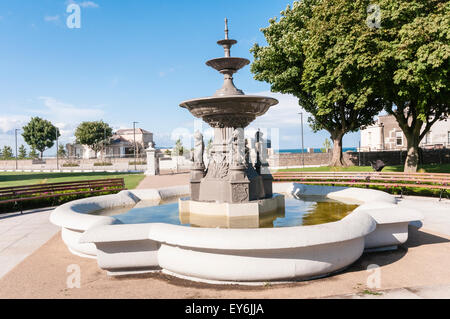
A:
[49,183,423,283]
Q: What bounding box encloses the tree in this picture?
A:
[74,121,113,158]
[22,117,60,158]
[18,145,27,159]
[321,138,331,153]
[373,0,449,172]
[1,146,13,160]
[29,146,39,159]
[251,0,387,166]
[58,144,66,158]
[206,138,213,156]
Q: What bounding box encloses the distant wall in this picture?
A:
[269,148,450,167]
[346,149,450,166]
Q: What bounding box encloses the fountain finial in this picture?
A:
[225,18,229,40]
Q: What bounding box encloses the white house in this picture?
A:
[360,115,450,151]
[67,128,154,159]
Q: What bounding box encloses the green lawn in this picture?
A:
[276,163,450,173]
[0,172,145,190]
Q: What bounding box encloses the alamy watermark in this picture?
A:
[66,3,81,29]
[66,264,81,288]
[366,264,381,289]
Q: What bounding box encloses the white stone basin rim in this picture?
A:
[50,182,423,282]
[49,185,189,258]
[80,211,376,250]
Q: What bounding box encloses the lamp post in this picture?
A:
[298,112,305,167]
[133,122,139,171]
[15,129,19,170]
[55,127,59,170]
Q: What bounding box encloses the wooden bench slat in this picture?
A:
[0,178,127,209]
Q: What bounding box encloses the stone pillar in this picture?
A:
[145,145,159,176]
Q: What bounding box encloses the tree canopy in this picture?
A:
[251,0,387,166]
[375,0,449,172]
[74,121,113,157]
[22,117,60,158]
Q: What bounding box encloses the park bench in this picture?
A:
[0,178,126,213]
[272,171,450,200]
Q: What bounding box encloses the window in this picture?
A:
[424,131,432,144]
[396,132,403,146]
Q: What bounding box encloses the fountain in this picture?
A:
[49,20,423,284]
[178,19,284,221]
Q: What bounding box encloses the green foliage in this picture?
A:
[374,0,450,171]
[18,145,27,159]
[74,121,113,156]
[172,139,186,156]
[29,146,39,159]
[57,144,66,158]
[164,149,172,156]
[251,0,386,165]
[206,138,213,155]
[1,146,13,160]
[321,138,331,153]
[22,117,60,158]
[93,162,113,166]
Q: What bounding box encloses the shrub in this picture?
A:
[93,162,113,166]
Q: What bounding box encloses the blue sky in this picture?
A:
[0,0,361,155]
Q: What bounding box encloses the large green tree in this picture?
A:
[375,0,449,172]
[22,117,60,158]
[251,0,387,166]
[74,121,113,158]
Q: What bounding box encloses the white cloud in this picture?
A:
[37,97,105,121]
[0,115,29,134]
[247,91,310,129]
[44,15,60,22]
[79,1,99,8]
[159,67,175,78]
[66,1,99,8]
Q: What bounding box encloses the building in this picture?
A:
[360,115,450,151]
[67,128,154,159]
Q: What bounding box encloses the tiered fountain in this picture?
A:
[50,19,423,284]
[178,19,285,221]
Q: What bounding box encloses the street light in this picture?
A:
[298,112,305,167]
[15,129,20,170]
[133,121,139,171]
[55,126,59,170]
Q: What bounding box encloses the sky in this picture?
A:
[0,0,361,156]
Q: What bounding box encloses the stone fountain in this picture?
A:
[179,19,284,220]
[49,20,423,283]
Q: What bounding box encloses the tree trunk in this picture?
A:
[404,134,420,173]
[330,133,346,167]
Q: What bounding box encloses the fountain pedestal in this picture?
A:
[180,19,283,218]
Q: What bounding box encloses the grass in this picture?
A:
[0,172,145,190]
[276,163,450,173]
[362,289,383,296]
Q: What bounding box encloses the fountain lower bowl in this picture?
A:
[49,184,423,283]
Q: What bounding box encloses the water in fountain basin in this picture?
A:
[91,195,358,229]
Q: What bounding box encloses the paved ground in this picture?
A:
[0,208,59,279]
[136,172,189,189]
[0,176,448,299]
[397,195,450,236]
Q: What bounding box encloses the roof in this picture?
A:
[116,128,152,135]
